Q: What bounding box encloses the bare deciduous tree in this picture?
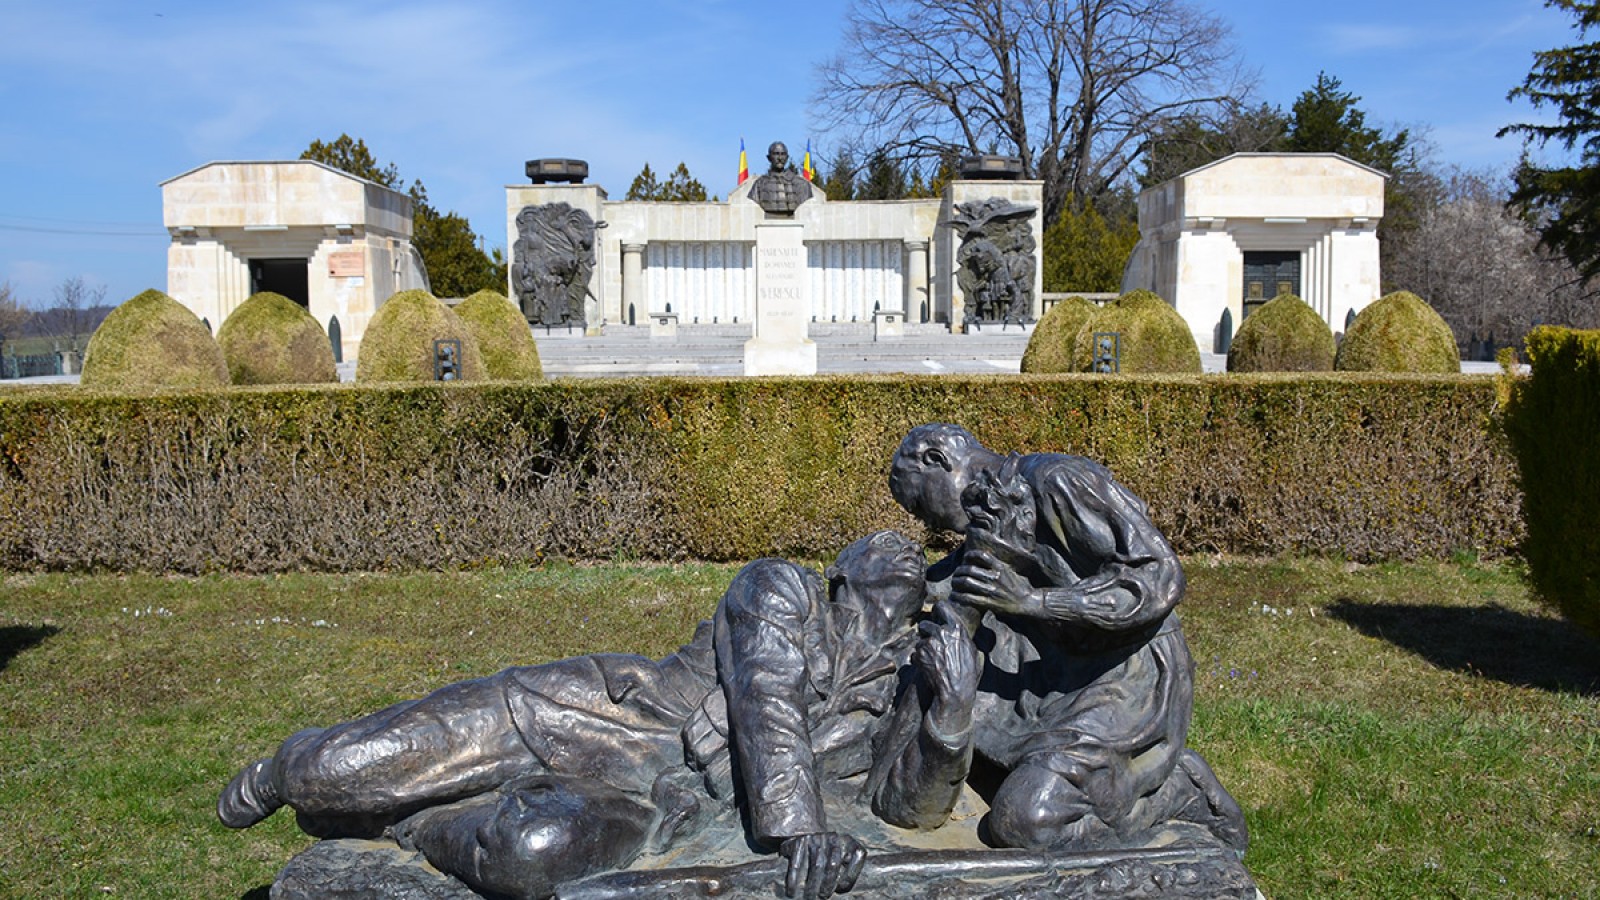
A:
[54,276,106,352]
[812,0,1251,225]
[1138,102,1290,188]
[1385,168,1599,356]
[0,282,32,349]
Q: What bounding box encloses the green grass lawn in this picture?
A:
[1,558,1595,898]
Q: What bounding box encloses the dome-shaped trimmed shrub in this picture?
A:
[455,289,542,381]
[1021,296,1099,373]
[1226,293,1336,373]
[81,289,228,389]
[1070,290,1201,374]
[216,292,337,385]
[1334,291,1459,373]
[356,290,486,383]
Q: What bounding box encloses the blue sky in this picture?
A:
[0,0,1578,307]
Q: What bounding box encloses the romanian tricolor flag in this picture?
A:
[801,140,815,181]
[738,139,749,186]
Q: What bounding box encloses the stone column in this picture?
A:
[904,240,929,322]
[744,222,817,376]
[622,242,646,326]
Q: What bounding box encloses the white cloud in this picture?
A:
[1323,24,1419,54]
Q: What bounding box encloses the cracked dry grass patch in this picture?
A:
[2,558,1597,898]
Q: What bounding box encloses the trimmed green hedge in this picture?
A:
[217,292,338,385]
[0,375,1519,572]
[1336,291,1459,373]
[80,289,228,389]
[1503,327,1600,638]
[356,290,486,383]
[456,289,542,381]
[1021,296,1098,373]
[1227,293,1336,373]
[1070,290,1202,374]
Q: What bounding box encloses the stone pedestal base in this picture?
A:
[650,312,679,339]
[271,832,1255,900]
[746,221,816,376]
[742,337,818,376]
[874,308,906,339]
[560,843,1256,899]
[271,838,476,899]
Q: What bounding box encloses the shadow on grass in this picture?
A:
[240,886,271,900]
[1325,600,1600,695]
[0,624,60,673]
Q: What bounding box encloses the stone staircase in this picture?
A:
[533,323,1035,377]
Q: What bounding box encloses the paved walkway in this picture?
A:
[531,323,1043,377]
[4,324,1507,384]
[531,324,1506,377]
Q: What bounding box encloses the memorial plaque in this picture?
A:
[328,251,364,278]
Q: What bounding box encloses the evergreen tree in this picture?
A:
[301,134,400,187]
[408,182,503,298]
[659,163,708,201]
[1501,0,1600,282]
[301,135,501,297]
[923,151,960,198]
[905,169,933,199]
[625,163,662,200]
[818,144,950,200]
[1140,104,1290,187]
[1042,201,1141,293]
[625,162,707,201]
[1287,73,1410,171]
[821,149,857,200]
[1282,74,1434,286]
[858,147,909,200]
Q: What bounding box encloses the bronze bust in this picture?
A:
[747,141,813,216]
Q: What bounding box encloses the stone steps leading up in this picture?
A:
[532,325,1032,376]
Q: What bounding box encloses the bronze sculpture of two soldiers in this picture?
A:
[222,425,1248,899]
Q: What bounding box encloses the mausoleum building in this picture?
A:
[161,155,1049,371]
[506,165,1045,336]
[162,161,428,361]
[1122,153,1386,352]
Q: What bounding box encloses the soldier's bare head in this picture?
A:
[827,530,926,627]
[889,424,998,534]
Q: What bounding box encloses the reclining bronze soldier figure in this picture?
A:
[221,530,974,899]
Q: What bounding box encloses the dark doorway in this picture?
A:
[1242,251,1300,319]
[249,259,310,308]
